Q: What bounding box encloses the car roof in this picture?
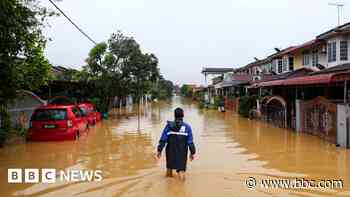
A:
[36,104,75,110]
[78,102,93,106]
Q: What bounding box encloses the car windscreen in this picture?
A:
[31,109,67,121]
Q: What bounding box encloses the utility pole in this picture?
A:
[329,2,345,26]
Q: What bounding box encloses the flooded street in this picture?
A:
[1,96,350,197]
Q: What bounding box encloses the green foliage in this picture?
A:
[88,97,102,112]
[238,96,257,117]
[53,67,88,81]
[213,96,220,107]
[180,85,193,97]
[151,76,174,100]
[0,106,11,147]
[228,94,236,102]
[85,31,163,112]
[14,127,27,137]
[0,0,54,104]
[0,0,54,144]
[193,91,205,108]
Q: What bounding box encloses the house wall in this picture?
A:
[293,51,303,70]
[291,45,327,70]
[337,104,350,147]
[8,91,47,129]
[326,34,350,68]
[319,46,328,66]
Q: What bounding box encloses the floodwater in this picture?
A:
[1,96,350,197]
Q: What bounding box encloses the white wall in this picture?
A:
[318,47,327,67]
[337,104,350,148]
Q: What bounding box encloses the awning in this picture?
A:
[258,79,285,87]
[252,72,350,88]
[214,80,249,89]
[283,74,333,86]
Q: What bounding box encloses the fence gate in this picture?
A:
[300,97,337,143]
[261,96,287,128]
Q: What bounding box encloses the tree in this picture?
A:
[180,85,193,97]
[85,31,160,112]
[52,66,86,81]
[0,0,54,144]
[151,75,174,100]
[84,42,116,112]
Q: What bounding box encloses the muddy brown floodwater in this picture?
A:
[1,96,350,197]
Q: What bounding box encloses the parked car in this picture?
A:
[78,102,101,125]
[28,104,88,141]
[95,110,101,122]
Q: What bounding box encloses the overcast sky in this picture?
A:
[41,0,350,85]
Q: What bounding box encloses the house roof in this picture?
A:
[248,67,318,88]
[201,67,234,74]
[214,74,253,88]
[268,46,296,59]
[257,74,332,87]
[310,63,350,75]
[261,67,316,81]
[214,80,250,89]
[231,74,253,81]
[254,72,350,87]
[243,58,272,69]
[278,39,323,55]
[317,22,350,39]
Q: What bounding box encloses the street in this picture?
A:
[1,96,350,197]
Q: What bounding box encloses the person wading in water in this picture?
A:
[157,107,196,181]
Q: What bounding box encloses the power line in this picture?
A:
[48,0,97,45]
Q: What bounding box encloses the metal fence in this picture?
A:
[300,97,337,143]
[261,103,286,128]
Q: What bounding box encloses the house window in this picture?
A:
[289,56,294,71]
[277,59,283,73]
[328,42,337,62]
[312,50,318,67]
[271,60,277,73]
[282,57,288,72]
[302,52,310,66]
[268,63,272,72]
[340,40,348,61]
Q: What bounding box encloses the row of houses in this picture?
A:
[200,22,350,148]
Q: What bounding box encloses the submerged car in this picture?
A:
[78,102,101,125]
[28,104,88,141]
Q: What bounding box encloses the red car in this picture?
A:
[78,102,100,125]
[95,111,101,122]
[28,104,88,141]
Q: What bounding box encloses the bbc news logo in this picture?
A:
[8,168,103,183]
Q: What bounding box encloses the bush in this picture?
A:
[198,102,204,109]
[0,106,11,147]
[213,96,220,107]
[88,98,102,112]
[238,96,257,117]
[0,129,6,147]
[228,95,236,102]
